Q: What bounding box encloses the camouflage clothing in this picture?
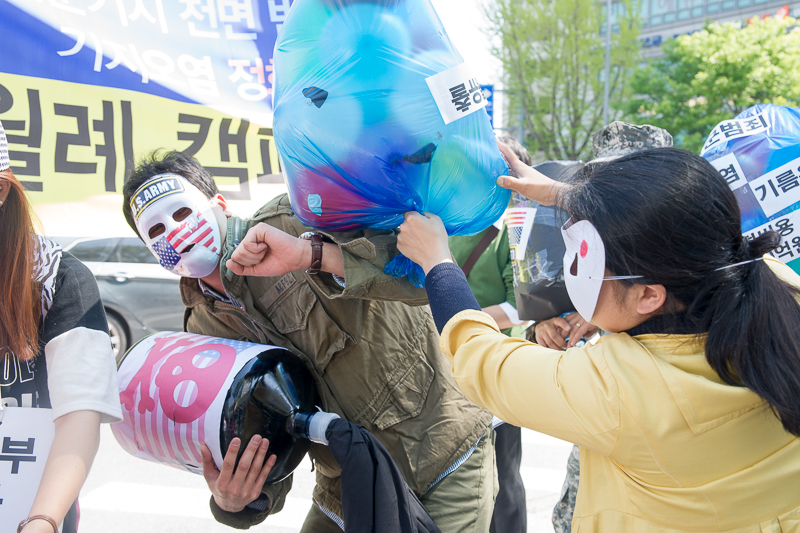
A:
[552,445,580,533]
[184,194,492,529]
[552,121,672,533]
[590,121,674,163]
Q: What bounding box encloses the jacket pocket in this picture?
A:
[371,355,435,430]
[259,277,352,373]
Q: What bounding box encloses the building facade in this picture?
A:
[619,0,800,58]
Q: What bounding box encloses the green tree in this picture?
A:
[625,17,800,153]
[486,0,642,160]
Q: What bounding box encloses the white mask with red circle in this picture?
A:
[560,217,643,322]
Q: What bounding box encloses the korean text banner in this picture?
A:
[0,0,289,210]
[701,104,800,274]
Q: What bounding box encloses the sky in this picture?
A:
[431,0,501,84]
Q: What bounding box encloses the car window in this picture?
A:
[68,238,119,262]
[116,238,158,264]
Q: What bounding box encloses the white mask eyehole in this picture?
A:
[148,223,166,239]
[173,206,192,222]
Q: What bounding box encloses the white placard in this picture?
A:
[0,407,55,532]
[425,63,487,125]
[700,112,770,155]
[709,153,747,192]
[747,156,800,217]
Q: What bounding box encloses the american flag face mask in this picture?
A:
[131,174,222,278]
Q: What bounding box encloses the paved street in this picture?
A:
[80,425,573,532]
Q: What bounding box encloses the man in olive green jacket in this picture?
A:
[121,151,495,532]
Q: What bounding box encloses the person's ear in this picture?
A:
[210,193,229,214]
[637,284,667,316]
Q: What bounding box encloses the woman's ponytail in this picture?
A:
[747,230,781,258]
[703,231,800,436]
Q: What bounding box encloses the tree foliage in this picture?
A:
[625,17,800,153]
[486,0,642,160]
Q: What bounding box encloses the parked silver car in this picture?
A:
[63,237,185,359]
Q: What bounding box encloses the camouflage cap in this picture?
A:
[0,120,9,172]
[590,121,673,162]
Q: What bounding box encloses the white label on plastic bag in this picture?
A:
[426,63,487,125]
[747,156,800,217]
[0,407,55,532]
[709,153,747,192]
[700,112,770,155]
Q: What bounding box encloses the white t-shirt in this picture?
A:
[1,237,121,422]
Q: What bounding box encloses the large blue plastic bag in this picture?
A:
[701,104,800,274]
[272,0,510,286]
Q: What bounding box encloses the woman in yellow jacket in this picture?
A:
[396,146,800,532]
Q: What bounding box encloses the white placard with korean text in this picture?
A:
[746,156,800,217]
[0,407,55,532]
[700,112,771,155]
[709,153,747,192]
[426,63,487,125]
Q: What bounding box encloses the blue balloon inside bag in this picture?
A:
[273,0,510,287]
[701,104,800,275]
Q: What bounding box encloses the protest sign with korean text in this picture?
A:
[0,407,55,532]
[701,104,800,274]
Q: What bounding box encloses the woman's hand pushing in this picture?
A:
[397,212,453,274]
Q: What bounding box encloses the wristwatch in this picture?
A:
[299,231,323,275]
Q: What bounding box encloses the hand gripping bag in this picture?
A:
[701,104,800,274]
[272,0,509,286]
